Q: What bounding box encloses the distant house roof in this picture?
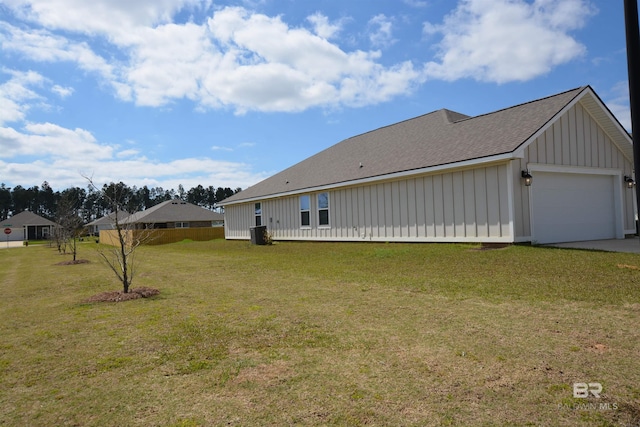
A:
[86,210,131,226]
[122,200,224,224]
[6,210,56,227]
[221,86,632,205]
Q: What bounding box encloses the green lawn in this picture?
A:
[1,240,639,426]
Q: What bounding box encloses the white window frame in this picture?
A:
[175,222,189,228]
[317,192,330,228]
[255,202,262,226]
[300,195,311,228]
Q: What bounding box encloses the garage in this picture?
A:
[531,171,619,244]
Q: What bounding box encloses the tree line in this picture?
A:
[0,181,241,222]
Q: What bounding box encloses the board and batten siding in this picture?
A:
[224,163,513,242]
[512,100,635,240]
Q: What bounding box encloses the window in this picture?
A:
[175,222,189,228]
[255,202,262,226]
[318,192,329,226]
[300,195,310,227]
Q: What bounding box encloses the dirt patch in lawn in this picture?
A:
[84,287,160,303]
[470,243,512,251]
[618,263,640,270]
[588,343,608,354]
[56,259,91,265]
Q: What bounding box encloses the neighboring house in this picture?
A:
[99,200,225,246]
[1,210,56,242]
[86,210,131,235]
[219,86,635,245]
[122,200,224,228]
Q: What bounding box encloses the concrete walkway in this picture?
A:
[548,236,640,253]
[0,241,26,249]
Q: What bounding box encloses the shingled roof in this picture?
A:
[6,210,56,226]
[122,200,223,224]
[86,210,131,226]
[221,86,629,205]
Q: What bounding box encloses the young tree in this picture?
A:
[86,177,155,293]
[56,191,85,261]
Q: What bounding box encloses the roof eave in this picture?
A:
[514,86,633,163]
[219,152,516,206]
[579,86,634,161]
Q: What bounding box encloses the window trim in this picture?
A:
[317,192,330,228]
[299,195,311,228]
[255,202,262,227]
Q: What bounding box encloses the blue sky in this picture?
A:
[0,0,632,192]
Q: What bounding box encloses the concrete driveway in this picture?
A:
[547,236,640,253]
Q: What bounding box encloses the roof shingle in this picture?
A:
[6,210,56,227]
[123,200,223,224]
[222,87,586,204]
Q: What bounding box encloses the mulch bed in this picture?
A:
[84,287,160,303]
[56,259,91,265]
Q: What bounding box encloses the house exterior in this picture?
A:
[99,200,225,246]
[219,86,635,245]
[122,200,224,228]
[1,210,56,242]
[86,210,131,235]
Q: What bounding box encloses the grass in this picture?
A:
[1,239,640,426]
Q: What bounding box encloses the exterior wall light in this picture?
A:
[624,175,635,189]
[521,170,533,187]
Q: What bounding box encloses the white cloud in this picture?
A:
[200,7,419,112]
[51,84,73,98]
[422,21,439,36]
[0,69,45,125]
[116,149,140,158]
[307,13,343,40]
[0,24,115,76]
[1,0,208,36]
[122,22,213,107]
[0,122,267,190]
[0,2,424,190]
[0,22,131,99]
[2,4,421,113]
[2,122,112,159]
[211,145,234,151]
[423,0,596,83]
[368,14,396,49]
[403,0,429,7]
[73,157,268,192]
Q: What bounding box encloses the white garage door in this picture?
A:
[531,172,617,244]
